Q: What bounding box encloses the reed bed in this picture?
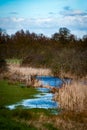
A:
[56,81,87,112]
[8,64,51,76]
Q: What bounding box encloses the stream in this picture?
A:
[6,76,68,110]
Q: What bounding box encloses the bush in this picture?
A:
[0,59,7,73]
[0,59,6,67]
[51,48,87,78]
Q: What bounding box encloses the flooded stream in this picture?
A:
[6,87,58,110]
[6,76,65,110]
[36,76,63,87]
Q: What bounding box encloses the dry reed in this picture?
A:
[56,81,87,112]
[8,64,51,76]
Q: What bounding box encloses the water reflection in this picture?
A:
[6,88,58,110]
[6,76,71,111]
[36,76,63,87]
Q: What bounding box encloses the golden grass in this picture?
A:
[8,64,51,76]
[56,81,87,112]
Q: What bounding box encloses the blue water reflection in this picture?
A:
[6,76,71,111]
[6,87,58,110]
[22,93,58,109]
[36,76,63,87]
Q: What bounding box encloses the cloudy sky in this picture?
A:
[0,0,87,37]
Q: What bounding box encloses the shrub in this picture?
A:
[0,59,7,73]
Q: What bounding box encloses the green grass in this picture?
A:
[0,79,57,130]
[0,80,39,107]
[6,58,22,64]
[0,80,40,130]
[0,116,37,130]
[0,79,59,130]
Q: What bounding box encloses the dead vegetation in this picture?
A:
[8,64,51,76]
[13,110,87,130]
[55,81,87,112]
[0,63,52,88]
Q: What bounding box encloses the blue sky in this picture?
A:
[0,0,87,37]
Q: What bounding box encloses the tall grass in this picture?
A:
[56,81,87,112]
[9,64,51,76]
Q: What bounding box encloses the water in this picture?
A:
[6,76,64,110]
[36,76,63,87]
[6,88,58,110]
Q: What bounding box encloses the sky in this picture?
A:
[0,0,87,37]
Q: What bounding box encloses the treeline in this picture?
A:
[0,27,87,77]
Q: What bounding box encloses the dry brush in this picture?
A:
[55,81,87,112]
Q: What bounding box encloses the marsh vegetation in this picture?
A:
[0,27,87,129]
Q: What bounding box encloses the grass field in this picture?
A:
[0,80,39,106]
[0,80,39,129]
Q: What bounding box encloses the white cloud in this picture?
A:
[12,17,24,22]
[61,7,87,17]
[0,14,87,37]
